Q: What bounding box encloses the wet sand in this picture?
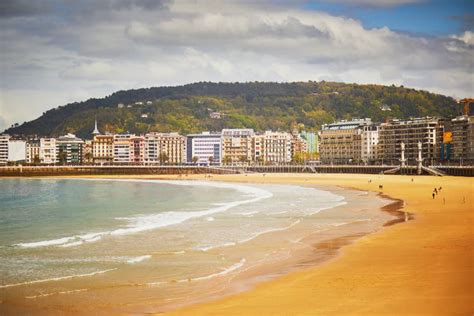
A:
[161,173,473,315]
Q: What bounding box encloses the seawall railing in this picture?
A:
[1,165,472,177]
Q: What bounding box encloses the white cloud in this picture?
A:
[0,0,472,131]
[323,0,424,7]
[451,31,474,46]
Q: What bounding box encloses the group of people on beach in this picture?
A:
[432,186,442,200]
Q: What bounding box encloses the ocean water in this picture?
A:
[0,178,390,312]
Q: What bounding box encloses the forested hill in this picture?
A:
[5,81,460,139]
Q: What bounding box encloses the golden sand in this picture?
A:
[155,173,474,315]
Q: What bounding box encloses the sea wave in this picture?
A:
[194,219,301,252]
[0,268,116,289]
[25,288,88,300]
[14,180,273,249]
[126,255,151,264]
[147,258,246,287]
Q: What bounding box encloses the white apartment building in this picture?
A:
[221,129,254,165]
[144,133,160,164]
[254,131,292,164]
[0,135,9,165]
[40,138,57,164]
[186,132,222,165]
[8,140,27,162]
[361,124,380,163]
[113,134,133,164]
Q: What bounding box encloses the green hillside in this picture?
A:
[4,81,460,139]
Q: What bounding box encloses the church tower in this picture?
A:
[92,119,100,136]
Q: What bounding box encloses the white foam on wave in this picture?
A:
[25,288,88,300]
[147,258,246,287]
[126,255,151,264]
[238,210,259,216]
[195,219,301,252]
[14,179,273,249]
[0,268,116,289]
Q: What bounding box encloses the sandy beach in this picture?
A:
[0,173,472,315]
[155,173,474,315]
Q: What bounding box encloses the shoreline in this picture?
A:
[163,173,472,315]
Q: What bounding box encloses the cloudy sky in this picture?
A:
[0,0,473,131]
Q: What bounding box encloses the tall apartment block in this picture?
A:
[448,115,474,163]
[221,129,255,165]
[379,117,443,164]
[253,131,292,164]
[319,119,374,164]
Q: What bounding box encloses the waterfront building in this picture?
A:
[8,139,27,163]
[221,129,255,165]
[290,130,308,162]
[144,133,160,164]
[300,131,319,154]
[319,119,373,164]
[0,135,9,165]
[113,134,133,164]
[83,140,93,164]
[378,117,443,165]
[254,131,292,164]
[56,133,84,164]
[360,124,380,164]
[449,116,474,163]
[158,133,186,164]
[92,134,114,164]
[144,132,186,164]
[39,138,57,164]
[186,132,222,165]
[130,135,145,164]
[26,139,41,164]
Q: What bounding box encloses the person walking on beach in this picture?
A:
[432,192,435,199]
[434,188,438,195]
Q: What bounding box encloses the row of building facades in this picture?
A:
[1,115,473,166]
[0,124,315,166]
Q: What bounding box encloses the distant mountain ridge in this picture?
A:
[4,81,460,139]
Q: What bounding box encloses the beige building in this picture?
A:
[379,117,443,164]
[145,132,186,164]
[319,119,374,164]
[221,129,254,165]
[92,134,114,164]
[254,131,292,164]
